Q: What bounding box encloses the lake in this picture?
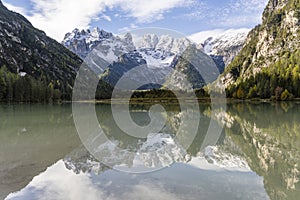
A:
[0,102,300,200]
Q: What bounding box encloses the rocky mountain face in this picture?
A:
[63,28,135,61]
[63,27,246,92]
[63,28,248,74]
[217,0,300,99]
[63,29,189,68]
[164,45,220,90]
[200,29,249,72]
[0,1,82,100]
[134,34,191,55]
[63,28,205,91]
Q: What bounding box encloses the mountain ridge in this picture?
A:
[63,27,248,73]
[62,27,248,94]
[0,1,82,102]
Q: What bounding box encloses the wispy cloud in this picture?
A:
[228,0,268,12]
[2,1,27,15]
[116,0,193,23]
[3,0,191,41]
[118,23,138,33]
[184,0,268,29]
[2,0,269,42]
[27,0,108,41]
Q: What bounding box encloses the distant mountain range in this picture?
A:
[62,28,190,68]
[63,27,249,73]
[62,27,248,91]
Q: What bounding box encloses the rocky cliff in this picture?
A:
[217,0,300,99]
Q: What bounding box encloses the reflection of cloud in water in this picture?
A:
[6,158,269,200]
[119,182,180,200]
[6,161,181,200]
[6,161,105,200]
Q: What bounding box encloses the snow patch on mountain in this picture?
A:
[134,34,191,54]
[62,27,135,61]
[189,28,250,67]
[63,28,192,70]
[201,29,249,55]
[62,27,249,90]
[133,34,191,69]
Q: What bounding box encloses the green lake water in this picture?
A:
[1,102,300,200]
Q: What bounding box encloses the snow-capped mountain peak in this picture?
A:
[62,28,192,69]
[62,27,249,91]
[122,32,134,44]
[133,33,191,54]
[202,28,249,55]
[62,28,134,61]
[189,28,250,68]
[63,27,113,45]
[131,34,192,69]
[135,34,159,49]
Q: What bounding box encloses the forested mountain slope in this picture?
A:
[0,1,82,102]
[217,0,300,100]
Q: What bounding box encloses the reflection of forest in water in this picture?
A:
[1,103,300,199]
[73,102,300,199]
[215,102,300,200]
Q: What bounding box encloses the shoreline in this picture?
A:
[67,97,300,104]
[2,98,300,105]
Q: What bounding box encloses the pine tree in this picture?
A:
[0,69,6,101]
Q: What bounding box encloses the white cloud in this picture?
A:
[184,0,268,29]
[6,161,106,200]
[27,0,108,41]
[6,160,182,200]
[229,0,268,12]
[2,1,27,14]
[2,0,268,42]
[115,0,192,23]
[223,0,269,26]
[118,23,138,33]
[188,28,250,44]
[101,14,112,22]
[3,0,190,41]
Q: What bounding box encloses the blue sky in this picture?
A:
[3,0,268,41]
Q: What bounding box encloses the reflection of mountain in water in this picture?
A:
[64,146,110,175]
[5,103,300,199]
[64,104,252,175]
[212,103,300,200]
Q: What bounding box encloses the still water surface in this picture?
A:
[0,103,300,200]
